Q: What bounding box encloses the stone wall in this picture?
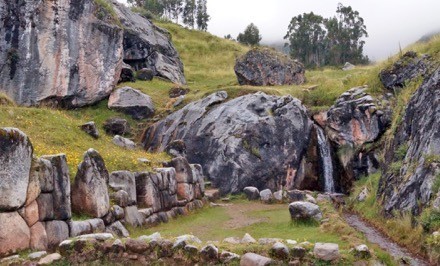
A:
[0,127,205,258]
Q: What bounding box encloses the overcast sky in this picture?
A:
[117,0,440,61]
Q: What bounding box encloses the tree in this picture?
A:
[183,0,196,28]
[142,0,165,17]
[196,0,210,31]
[237,23,262,46]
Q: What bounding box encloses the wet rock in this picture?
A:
[119,62,136,83]
[0,211,30,256]
[234,48,305,86]
[241,233,257,244]
[108,87,155,120]
[378,68,440,214]
[143,91,313,194]
[270,242,289,260]
[72,149,110,218]
[0,128,32,211]
[113,135,137,150]
[103,118,131,136]
[313,243,340,261]
[260,189,273,203]
[289,201,323,222]
[41,154,72,220]
[38,253,62,265]
[109,171,137,205]
[136,68,154,81]
[45,220,69,249]
[220,250,240,263]
[380,51,432,91]
[105,221,129,238]
[240,252,273,266]
[200,244,219,262]
[80,121,99,139]
[30,222,48,251]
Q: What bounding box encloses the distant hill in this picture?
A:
[418,29,440,42]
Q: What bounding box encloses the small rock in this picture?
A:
[184,245,199,260]
[126,238,149,254]
[273,190,284,202]
[58,240,73,256]
[316,193,331,202]
[165,140,187,158]
[158,239,174,257]
[79,121,99,139]
[138,158,151,164]
[241,233,257,244]
[137,68,154,81]
[169,87,190,98]
[258,238,282,245]
[243,187,260,200]
[113,135,136,150]
[305,194,317,204]
[260,189,274,203]
[288,259,301,266]
[240,252,273,266]
[103,118,131,136]
[286,190,306,202]
[105,221,129,238]
[38,253,62,265]
[108,87,155,120]
[173,95,185,107]
[138,232,162,242]
[291,246,306,259]
[353,244,371,259]
[28,251,47,260]
[270,242,289,260]
[119,62,135,83]
[342,62,355,71]
[223,236,241,244]
[220,250,240,263]
[205,189,220,202]
[175,234,202,244]
[286,239,298,245]
[314,243,340,261]
[200,244,219,262]
[0,255,20,264]
[112,239,125,253]
[357,187,369,202]
[289,201,323,222]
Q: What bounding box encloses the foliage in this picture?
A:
[237,23,262,46]
[94,0,120,24]
[285,3,369,67]
[196,0,209,31]
[420,209,440,233]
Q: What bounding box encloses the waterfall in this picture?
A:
[316,126,335,193]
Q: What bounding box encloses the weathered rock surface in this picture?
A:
[234,48,305,86]
[0,0,185,107]
[260,189,273,203]
[0,128,33,211]
[380,51,432,91]
[313,243,340,261]
[113,135,136,150]
[108,87,155,120]
[45,220,69,249]
[136,68,154,81]
[0,211,30,256]
[143,91,313,194]
[269,242,289,260]
[289,201,323,222]
[379,68,440,214]
[103,118,131,136]
[119,62,135,83]
[72,149,110,218]
[109,171,137,205]
[80,122,99,139]
[30,222,48,250]
[240,252,273,266]
[244,187,260,200]
[105,221,129,238]
[38,253,62,265]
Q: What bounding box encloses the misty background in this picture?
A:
[117,0,440,61]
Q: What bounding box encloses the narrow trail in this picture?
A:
[344,213,429,266]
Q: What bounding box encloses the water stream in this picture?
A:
[316,126,335,193]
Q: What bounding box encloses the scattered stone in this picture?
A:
[169,87,190,98]
[289,201,323,222]
[286,239,298,246]
[137,68,154,81]
[79,121,99,139]
[353,244,371,259]
[175,234,202,244]
[126,238,150,254]
[173,95,185,107]
[138,232,162,243]
[138,158,151,164]
[103,118,131,136]
[244,187,260,200]
[184,245,199,260]
[0,255,20,265]
[205,189,220,202]
[37,253,62,265]
[273,190,284,202]
[270,242,289,260]
[58,240,73,256]
[234,48,305,86]
[305,194,317,204]
[223,237,241,245]
[291,246,306,259]
[113,205,125,220]
[0,128,32,211]
[88,218,105,233]
[314,243,340,261]
[72,149,110,218]
[112,239,125,253]
[258,238,282,245]
[105,221,129,238]
[240,252,273,266]
[316,194,331,202]
[286,190,306,202]
[200,244,219,262]
[28,251,47,260]
[357,187,369,202]
[260,189,274,203]
[241,233,257,244]
[113,135,136,150]
[108,87,155,120]
[220,250,240,263]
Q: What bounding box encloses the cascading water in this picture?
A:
[316,126,335,193]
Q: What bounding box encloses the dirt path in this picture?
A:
[344,213,428,266]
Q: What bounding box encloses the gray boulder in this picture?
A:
[113,135,136,150]
[200,244,219,262]
[0,0,185,107]
[119,62,135,83]
[289,201,323,222]
[313,243,340,261]
[103,118,131,136]
[220,251,240,263]
[260,189,273,203]
[0,128,32,211]
[380,51,432,92]
[109,171,137,205]
[45,220,69,250]
[342,62,355,71]
[137,68,154,81]
[234,48,305,86]
[108,87,155,120]
[240,252,273,266]
[79,121,99,139]
[124,205,144,227]
[244,187,260,200]
[165,140,187,158]
[269,242,289,260]
[143,91,313,194]
[71,149,110,218]
[105,221,129,238]
[378,68,440,214]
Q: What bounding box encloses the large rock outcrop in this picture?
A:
[234,48,305,86]
[142,91,313,194]
[378,68,440,215]
[0,0,185,107]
